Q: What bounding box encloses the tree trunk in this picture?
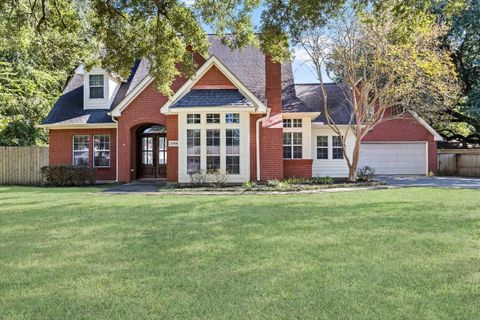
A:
[347,138,362,182]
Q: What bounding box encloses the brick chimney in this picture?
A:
[257,54,284,181]
[265,55,282,115]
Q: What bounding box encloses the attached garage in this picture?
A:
[359,142,428,175]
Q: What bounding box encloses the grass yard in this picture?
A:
[1,186,479,319]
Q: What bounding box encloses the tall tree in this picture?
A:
[300,3,459,181]
[435,0,480,144]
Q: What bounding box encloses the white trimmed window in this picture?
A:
[283,119,292,128]
[292,119,302,128]
[225,113,240,124]
[332,136,344,159]
[226,129,240,174]
[73,135,89,166]
[187,114,201,124]
[206,113,220,124]
[206,129,221,170]
[89,75,104,99]
[93,135,110,167]
[316,136,328,159]
[187,129,201,173]
[283,118,302,128]
[283,132,302,159]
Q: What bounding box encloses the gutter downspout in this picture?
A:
[256,108,271,182]
[111,116,119,183]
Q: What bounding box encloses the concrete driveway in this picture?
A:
[378,175,480,189]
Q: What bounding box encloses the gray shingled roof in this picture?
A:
[295,83,353,124]
[43,36,306,125]
[171,89,253,108]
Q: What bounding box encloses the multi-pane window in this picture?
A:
[332,136,344,159]
[141,136,154,165]
[316,136,328,159]
[206,113,220,124]
[187,114,201,124]
[225,113,240,124]
[283,132,302,159]
[187,129,201,173]
[206,129,220,171]
[89,75,104,99]
[158,136,167,165]
[93,135,110,167]
[226,129,240,174]
[283,119,302,128]
[292,119,302,128]
[73,135,89,166]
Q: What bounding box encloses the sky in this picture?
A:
[201,6,324,84]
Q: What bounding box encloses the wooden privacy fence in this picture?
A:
[0,146,49,185]
[437,149,480,177]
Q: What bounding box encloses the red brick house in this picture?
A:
[40,36,442,183]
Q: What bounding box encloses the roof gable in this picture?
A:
[160,56,267,114]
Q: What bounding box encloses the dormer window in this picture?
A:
[89,75,104,99]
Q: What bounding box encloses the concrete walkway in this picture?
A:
[377,175,480,189]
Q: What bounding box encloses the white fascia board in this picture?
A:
[312,122,365,128]
[282,112,321,119]
[110,75,154,117]
[161,56,267,115]
[409,111,443,141]
[36,123,117,129]
[169,106,257,113]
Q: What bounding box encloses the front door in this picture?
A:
[138,133,167,179]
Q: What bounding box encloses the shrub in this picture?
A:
[243,181,257,190]
[266,179,280,187]
[311,176,333,185]
[357,166,376,182]
[207,169,228,188]
[274,181,293,191]
[189,170,206,186]
[283,177,302,184]
[41,165,96,186]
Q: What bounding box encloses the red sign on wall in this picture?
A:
[262,113,283,128]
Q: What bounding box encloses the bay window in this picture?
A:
[187,114,201,124]
[226,129,240,174]
[187,129,201,173]
[184,113,243,177]
[73,135,89,166]
[93,135,110,167]
[206,129,220,170]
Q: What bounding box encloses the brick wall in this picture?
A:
[363,116,437,172]
[49,128,117,181]
[284,159,313,179]
[258,55,284,181]
[193,66,236,89]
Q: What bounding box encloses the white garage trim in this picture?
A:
[360,141,428,175]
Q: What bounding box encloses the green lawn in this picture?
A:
[1,186,479,319]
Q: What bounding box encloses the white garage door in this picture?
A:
[359,142,427,175]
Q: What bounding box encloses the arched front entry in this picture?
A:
[136,125,167,179]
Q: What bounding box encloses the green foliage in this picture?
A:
[435,0,480,143]
[41,165,96,186]
[242,180,257,190]
[0,0,93,146]
[356,166,376,182]
[310,176,334,185]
